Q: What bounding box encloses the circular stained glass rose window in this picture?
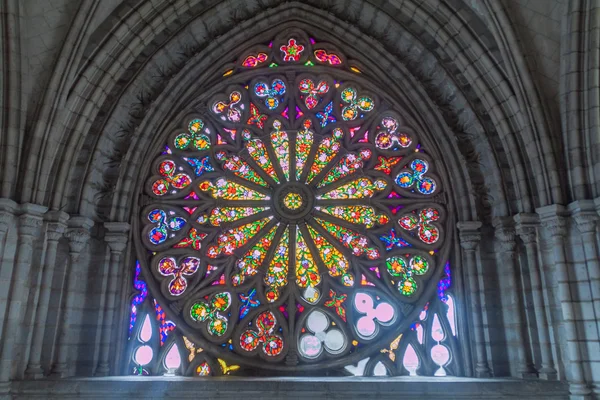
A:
[136,34,450,371]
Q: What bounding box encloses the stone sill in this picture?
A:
[11,377,569,399]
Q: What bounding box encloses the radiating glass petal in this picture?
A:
[207,217,272,258]
[306,225,351,282]
[209,207,269,226]
[232,226,277,285]
[317,206,389,228]
[270,123,290,181]
[295,125,314,180]
[199,178,269,200]
[264,228,289,302]
[243,131,280,183]
[317,149,372,188]
[295,230,321,290]
[217,152,268,187]
[319,177,386,200]
[305,128,343,183]
[314,218,380,260]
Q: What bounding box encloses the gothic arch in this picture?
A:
[11,0,562,223]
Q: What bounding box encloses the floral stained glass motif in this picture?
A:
[340,87,374,121]
[190,292,232,336]
[243,53,268,68]
[138,47,449,373]
[306,128,343,183]
[314,49,342,65]
[254,79,286,110]
[213,92,242,123]
[174,119,211,151]
[158,257,200,296]
[199,178,269,200]
[280,38,305,61]
[319,177,386,199]
[399,208,441,244]
[294,121,314,180]
[209,207,269,226]
[243,131,280,183]
[299,79,329,109]
[396,159,437,195]
[152,160,191,196]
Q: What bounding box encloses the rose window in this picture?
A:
[136,31,450,372]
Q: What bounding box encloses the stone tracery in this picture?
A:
[133,31,452,372]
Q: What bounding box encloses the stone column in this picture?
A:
[538,205,591,399]
[95,222,130,376]
[0,199,17,266]
[0,200,17,344]
[24,211,69,379]
[514,213,557,380]
[457,221,491,377]
[50,217,93,378]
[493,217,537,378]
[0,204,46,383]
[570,202,600,338]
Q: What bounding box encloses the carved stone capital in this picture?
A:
[105,236,129,253]
[572,213,598,234]
[65,229,91,255]
[493,217,516,251]
[542,216,567,238]
[0,211,13,233]
[18,214,44,238]
[514,213,539,245]
[104,222,131,253]
[516,229,537,245]
[46,222,68,242]
[0,198,18,214]
[65,216,94,256]
[537,205,567,238]
[457,221,482,250]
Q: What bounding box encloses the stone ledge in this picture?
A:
[11,377,569,399]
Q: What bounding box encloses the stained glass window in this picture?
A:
[128,30,456,376]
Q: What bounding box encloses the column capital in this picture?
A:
[0,211,13,233]
[104,222,130,253]
[65,216,94,256]
[572,212,598,234]
[18,214,45,238]
[0,198,18,214]
[513,213,539,244]
[536,204,568,238]
[457,221,482,250]
[568,200,598,234]
[594,196,600,216]
[493,217,516,250]
[18,204,47,230]
[44,211,70,242]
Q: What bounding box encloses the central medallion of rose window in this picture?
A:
[283,192,302,209]
[273,182,314,221]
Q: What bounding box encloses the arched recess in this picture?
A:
[14,0,564,221]
[4,0,568,378]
